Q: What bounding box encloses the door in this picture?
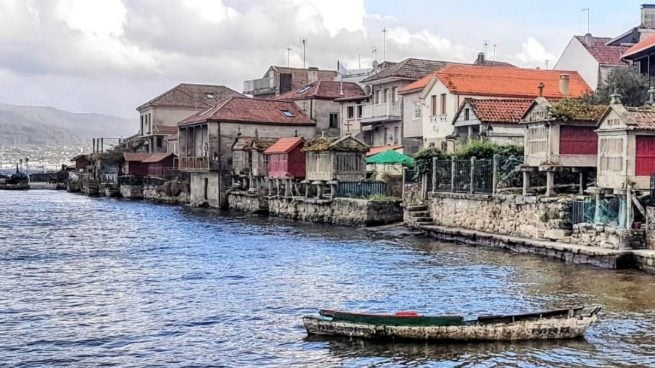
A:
[279,73,292,94]
[636,136,655,176]
[560,125,597,155]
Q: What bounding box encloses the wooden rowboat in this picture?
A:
[302,306,601,341]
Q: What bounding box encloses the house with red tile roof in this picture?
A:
[360,58,460,154]
[276,80,366,137]
[243,66,337,98]
[399,64,591,151]
[606,4,655,47]
[554,34,629,89]
[596,94,655,191]
[621,33,655,79]
[177,96,316,208]
[136,83,242,154]
[452,98,533,147]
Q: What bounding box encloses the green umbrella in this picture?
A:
[366,149,415,168]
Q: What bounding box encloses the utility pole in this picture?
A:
[581,7,590,34]
[287,47,291,67]
[301,37,307,68]
[382,28,387,61]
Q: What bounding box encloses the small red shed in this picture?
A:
[142,153,176,177]
[122,152,150,176]
[265,137,306,179]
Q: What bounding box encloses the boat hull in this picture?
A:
[303,314,597,341]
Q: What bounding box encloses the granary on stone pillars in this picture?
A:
[520,96,606,197]
[596,91,655,192]
[264,136,306,197]
[231,134,277,193]
[303,135,368,199]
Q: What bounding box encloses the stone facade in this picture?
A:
[143,182,189,205]
[567,223,634,249]
[120,184,144,199]
[269,197,402,226]
[227,191,269,213]
[426,193,572,240]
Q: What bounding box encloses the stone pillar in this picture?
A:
[469,157,475,193]
[275,179,280,197]
[545,171,555,197]
[285,179,291,197]
[450,156,455,192]
[594,192,601,223]
[578,171,585,195]
[431,157,437,193]
[522,171,530,196]
[312,181,322,199]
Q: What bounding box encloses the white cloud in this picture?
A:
[515,37,556,67]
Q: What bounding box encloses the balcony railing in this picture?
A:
[243,77,275,95]
[179,157,211,171]
[362,102,401,121]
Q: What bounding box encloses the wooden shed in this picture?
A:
[303,135,368,182]
[521,97,605,196]
[596,97,655,191]
[122,152,150,176]
[142,153,176,177]
[265,137,306,179]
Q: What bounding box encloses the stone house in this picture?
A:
[335,93,367,139]
[243,65,337,98]
[304,135,368,182]
[177,96,316,208]
[554,34,629,89]
[596,95,655,191]
[359,58,455,150]
[607,4,655,47]
[122,152,176,177]
[137,83,242,153]
[451,98,533,147]
[521,97,606,196]
[276,80,366,137]
[403,65,591,150]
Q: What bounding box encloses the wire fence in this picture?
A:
[335,181,387,198]
[568,197,623,226]
[428,155,523,195]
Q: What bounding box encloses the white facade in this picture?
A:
[554,38,601,90]
[452,102,525,147]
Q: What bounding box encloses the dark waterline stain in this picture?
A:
[1,190,655,367]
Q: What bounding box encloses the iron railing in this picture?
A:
[335,181,387,198]
[427,155,523,195]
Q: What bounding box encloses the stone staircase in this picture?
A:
[405,204,433,228]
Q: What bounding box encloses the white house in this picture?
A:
[400,65,591,151]
[554,34,628,90]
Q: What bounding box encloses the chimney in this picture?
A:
[559,74,570,97]
[476,52,485,64]
[642,4,655,29]
[584,33,593,45]
[307,66,318,83]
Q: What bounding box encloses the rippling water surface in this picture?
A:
[2,191,655,367]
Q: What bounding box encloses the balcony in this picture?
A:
[243,77,275,95]
[179,157,218,172]
[361,102,402,123]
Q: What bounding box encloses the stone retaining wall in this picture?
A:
[268,197,403,227]
[566,224,632,250]
[143,184,189,204]
[119,184,143,199]
[227,191,268,213]
[427,192,572,241]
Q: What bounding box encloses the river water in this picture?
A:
[2,191,655,367]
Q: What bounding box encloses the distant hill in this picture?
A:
[0,103,136,146]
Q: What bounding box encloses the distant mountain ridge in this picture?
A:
[0,103,136,146]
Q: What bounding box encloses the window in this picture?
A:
[431,95,437,116]
[464,108,470,121]
[280,110,294,117]
[392,87,397,103]
[383,88,388,103]
[329,112,339,129]
[156,136,163,148]
[440,94,447,115]
[357,105,363,118]
[413,103,422,119]
[347,106,354,119]
[375,90,380,104]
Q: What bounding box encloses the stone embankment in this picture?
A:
[406,192,655,274]
[228,190,403,227]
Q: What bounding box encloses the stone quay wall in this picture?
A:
[120,184,144,199]
[143,184,189,205]
[227,191,268,214]
[426,192,573,241]
[267,196,403,227]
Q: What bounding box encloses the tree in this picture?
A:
[593,67,650,107]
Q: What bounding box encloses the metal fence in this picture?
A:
[335,181,387,198]
[428,155,523,195]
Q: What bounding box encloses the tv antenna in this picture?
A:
[287,47,291,67]
[581,8,590,34]
[301,37,308,68]
[382,28,388,61]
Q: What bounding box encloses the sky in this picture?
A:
[0,0,646,118]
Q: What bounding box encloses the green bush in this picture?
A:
[414,147,446,175]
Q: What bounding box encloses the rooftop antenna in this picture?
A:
[483,40,489,55]
[382,28,388,61]
[301,37,307,68]
[545,59,550,69]
[581,7,590,34]
[493,44,497,62]
[287,47,291,67]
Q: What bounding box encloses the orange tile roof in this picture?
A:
[623,34,655,59]
[123,152,151,162]
[367,145,403,156]
[398,72,438,94]
[264,137,304,154]
[179,97,315,126]
[626,107,655,130]
[456,98,534,124]
[276,80,366,101]
[433,65,590,99]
